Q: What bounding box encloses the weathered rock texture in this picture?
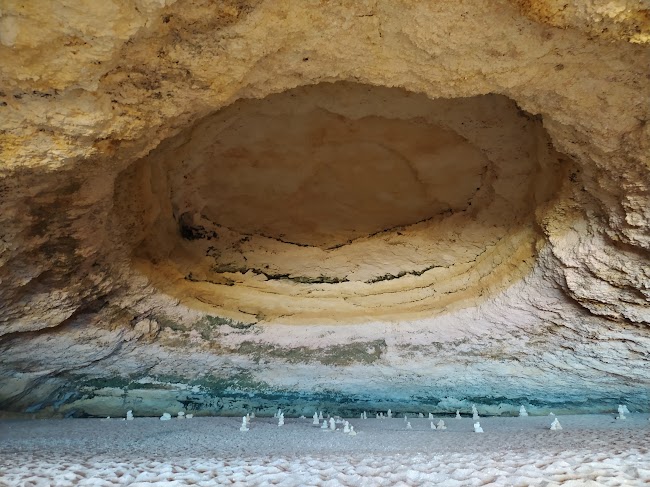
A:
[0,0,648,417]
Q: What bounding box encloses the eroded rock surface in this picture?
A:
[0,0,648,417]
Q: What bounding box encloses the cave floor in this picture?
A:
[1,415,649,486]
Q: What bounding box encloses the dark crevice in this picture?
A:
[187,269,349,285]
[178,212,218,240]
[365,263,443,284]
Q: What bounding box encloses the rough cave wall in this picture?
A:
[0,0,648,417]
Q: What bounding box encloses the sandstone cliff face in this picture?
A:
[0,0,648,417]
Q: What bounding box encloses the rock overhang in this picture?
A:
[0,0,648,417]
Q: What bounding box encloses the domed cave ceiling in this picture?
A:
[0,0,648,417]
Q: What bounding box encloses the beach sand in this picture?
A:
[1,414,649,486]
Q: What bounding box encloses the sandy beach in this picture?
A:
[1,413,649,486]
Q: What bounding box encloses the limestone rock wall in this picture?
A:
[0,0,648,417]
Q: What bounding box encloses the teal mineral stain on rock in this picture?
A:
[80,376,135,390]
[12,375,650,418]
[195,315,255,339]
[192,371,270,394]
[153,313,256,340]
[234,340,387,365]
[4,346,649,419]
[154,315,186,332]
[201,315,255,330]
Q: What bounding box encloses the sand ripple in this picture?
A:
[1,449,649,487]
[1,415,649,486]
